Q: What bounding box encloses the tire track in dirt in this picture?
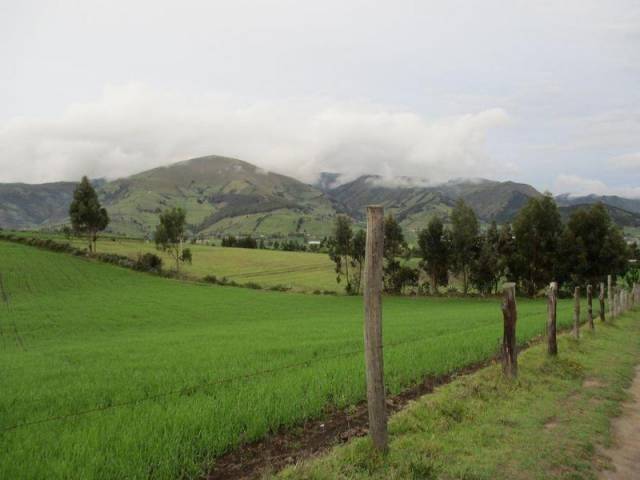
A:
[600,364,640,480]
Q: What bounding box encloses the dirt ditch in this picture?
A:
[205,358,494,479]
[206,324,591,480]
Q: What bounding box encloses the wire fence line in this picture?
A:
[1,306,560,433]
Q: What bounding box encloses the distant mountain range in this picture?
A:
[2,155,640,239]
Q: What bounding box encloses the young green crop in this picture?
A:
[0,241,574,478]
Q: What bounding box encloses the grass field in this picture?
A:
[6,231,340,292]
[0,240,575,479]
[280,310,640,479]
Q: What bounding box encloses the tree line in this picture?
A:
[328,194,633,296]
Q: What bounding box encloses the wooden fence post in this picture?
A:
[587,284,594,331]
[573,286,580,339]
[608,275,613,319]
[599,282,606,322]
[547,282,558,356]
[363,205,388,453]
[501,282,518,378]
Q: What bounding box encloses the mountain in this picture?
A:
[0,156,336,238]
[323,175,542,237]
[0,182,77,229]
[2,155,640,239]
[99,155,336,237]
[556,194,640,215]
[558,203,640,228]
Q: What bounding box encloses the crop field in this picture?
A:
[0,240,575,478]
[7,231,339,292]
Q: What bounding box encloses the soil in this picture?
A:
[600,365,640,480]
[205,359,495,479]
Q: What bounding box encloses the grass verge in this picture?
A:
[278,312,640,480]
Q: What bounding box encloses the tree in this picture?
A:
[69,176,109,253]
[450,199,479,294]
[497,223,518,284]
[383,214,409,293]
[417,216,450,294]
[556,203,628,289]
[486,221,501,293]
[512,194,563,296]
[327,215,355,292]
[154,207,190,272]
[350,229,367,294]
[471,232,500,295]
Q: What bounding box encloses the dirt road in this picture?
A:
[601,365,640,480]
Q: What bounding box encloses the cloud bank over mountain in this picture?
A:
[0,84,510,185]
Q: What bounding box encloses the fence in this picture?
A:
[360,205,639,452]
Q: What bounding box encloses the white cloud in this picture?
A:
[608,152,640,170]
[0,83,510,185]
[553,174,640,198]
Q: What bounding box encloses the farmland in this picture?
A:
[6,231,340,292]
[0,240,575,478]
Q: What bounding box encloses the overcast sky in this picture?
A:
[1,0,639,195]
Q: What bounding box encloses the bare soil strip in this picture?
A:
[205,359,493,479]
[600,364,640,480]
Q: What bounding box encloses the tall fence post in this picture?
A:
[501,282,518,378]
[363,205,388,453]
[608,275,613,319]
[573,286,580,339]
[587,284,594,331]
[547,282,558,356]
[599,282,606,322]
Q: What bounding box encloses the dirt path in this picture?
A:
[601,365,640,480]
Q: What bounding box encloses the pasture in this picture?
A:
[8,231,339,292]
[0,240,574,479]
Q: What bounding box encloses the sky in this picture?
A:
[1,0,639,196]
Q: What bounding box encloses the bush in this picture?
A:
[202,275,218,284]
[135,253,163,273]
[243,282,262,290]
[268,284,291,292]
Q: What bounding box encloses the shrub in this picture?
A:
[268,284,291,292]
[135,253,163,273]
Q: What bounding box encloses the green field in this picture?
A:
[0,240,575,478]
[7,231,340,292]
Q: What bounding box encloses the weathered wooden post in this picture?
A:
[599,282,606,322]
[501,282,518,378]
[608,275,613,319]
[572,286,580,339]
[547,282,558,356]
[363,205,387,452]
[587,284,594,331]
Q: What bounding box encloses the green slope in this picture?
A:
[100,155,336,238]
[0,181,76,228]
[0,241,574,479]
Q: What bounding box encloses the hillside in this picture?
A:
[558,203,640,228]
[99,155,336,238]
[0,181,77,228]
[324,175,542,236]
[0,156,337,238]
[2,154,640,238]
[556,193,640,215]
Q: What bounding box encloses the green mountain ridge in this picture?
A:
[1,155,640,238]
